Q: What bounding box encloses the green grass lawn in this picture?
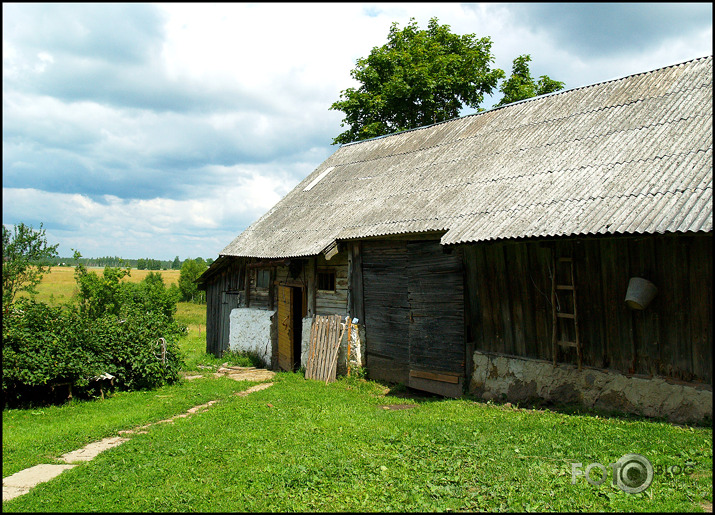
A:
[1,378,257,478]
[3,372,712,512]
[3,274,713,512]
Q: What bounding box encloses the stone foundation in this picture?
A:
[471,350,712,424]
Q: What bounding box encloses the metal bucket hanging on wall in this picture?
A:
[624,277,658,310]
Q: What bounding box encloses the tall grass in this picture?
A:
[17,266,181,306]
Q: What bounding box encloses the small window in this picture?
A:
[317,270,336,292]
[256,269,270,289]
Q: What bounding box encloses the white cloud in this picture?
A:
[2,166,295,259]
[3,3,712,260]
[34,51,54,72]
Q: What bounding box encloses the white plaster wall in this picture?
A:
[229,308,275,367]
[471,351,712,424]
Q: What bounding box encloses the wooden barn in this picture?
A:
[197,56,712,422]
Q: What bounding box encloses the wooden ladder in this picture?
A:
[551,256,582,369]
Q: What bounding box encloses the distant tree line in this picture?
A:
[48,255,214,270]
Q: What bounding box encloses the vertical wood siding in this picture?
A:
[315,251,349,316]
[204,258,246,356]
[463,233,712,384]
[361,239,465,389]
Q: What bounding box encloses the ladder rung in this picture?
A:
[557,340,578,348]
[556,285,574,290]
[557,312,575,319]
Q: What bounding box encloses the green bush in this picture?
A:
[122,271,181,320]
[178,258,207,303]
[2,301,98,406]
[2,265,186,408]
[89,309,184,391]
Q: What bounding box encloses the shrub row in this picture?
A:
[2,268,186,408]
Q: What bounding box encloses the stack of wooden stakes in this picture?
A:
[305,314,347,383]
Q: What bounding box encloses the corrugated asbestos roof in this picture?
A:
[221,56,712,259]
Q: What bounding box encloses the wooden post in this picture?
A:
[571,260,582,370]
[346,320,352,377]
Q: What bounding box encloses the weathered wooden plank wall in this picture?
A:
[315,251,349,316]
[248,267,271,310]
[463,232,712,384]
[689,235,712,382]
[205,279,221,356]
[204,258,246,356]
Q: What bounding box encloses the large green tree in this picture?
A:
[330,17,505,144]
[495,54,565,107]
[178,258,207,303]
[2,222,59,305]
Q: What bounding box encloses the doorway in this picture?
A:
[277,285,304,371]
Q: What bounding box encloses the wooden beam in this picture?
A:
[409,369,459,384]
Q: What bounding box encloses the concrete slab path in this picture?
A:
[3,465,77,501]
[59,437,130,464]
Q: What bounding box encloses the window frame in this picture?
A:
[317,269,336,293]
[255,268,271,289]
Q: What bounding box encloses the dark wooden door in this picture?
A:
[362,241,410,383]
[407,241,464,395]
[363,240,465,396]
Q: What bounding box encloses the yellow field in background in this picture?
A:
[17,266,182,306]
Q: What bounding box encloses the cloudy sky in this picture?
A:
[3,3,712,261]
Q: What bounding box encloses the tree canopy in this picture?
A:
[2,222,59,305]
[330,17,505,144]
[495,54,565,107]
[178,258,208,303]
[330,19,566,145]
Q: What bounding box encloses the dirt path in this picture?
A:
[2,377,274,503]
